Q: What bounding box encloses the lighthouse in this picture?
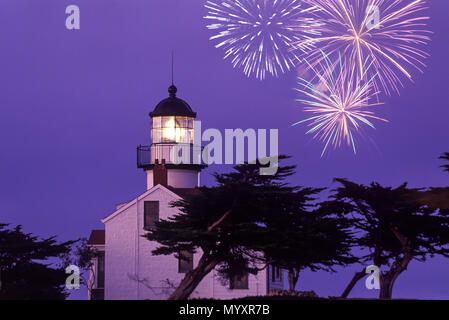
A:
[137,84,205,190]
[88,81,277,300]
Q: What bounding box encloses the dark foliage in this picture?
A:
[145,156,356,298]
[330,178,449,298]
[0,224,75,300]
[258,186,356,290]
[146,157,298,283]
[440,152,449,173]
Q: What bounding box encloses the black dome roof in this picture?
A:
[150,85,196,118]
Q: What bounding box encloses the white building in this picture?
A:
[88,84,284,300]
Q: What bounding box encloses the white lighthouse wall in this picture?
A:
[146,170,154,190]
[146,169,199,190]
[167,169,199,188]
[102,185,266,300]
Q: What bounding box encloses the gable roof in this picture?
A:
[88,230,105,245]
[100,184,198,224]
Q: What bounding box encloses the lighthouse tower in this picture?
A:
[88,82,273,301]
[137,84,205,190]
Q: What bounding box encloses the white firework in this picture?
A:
[204,0,323,80]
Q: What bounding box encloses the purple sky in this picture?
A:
[0,0,448,299]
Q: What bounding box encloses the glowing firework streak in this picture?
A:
[293,51,388,157]
[204,0,323,80]
[292,0,431,95]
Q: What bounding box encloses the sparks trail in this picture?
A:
[293,51,388,157]
[204,0,323,80]
[292,0,431,95]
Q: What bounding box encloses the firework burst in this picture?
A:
[293,51,388,157]
[204,0,323,80]
[292,0,431,95]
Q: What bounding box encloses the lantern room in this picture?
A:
[151,116,194,144]
[150,85,196,145]
[137,84,205,190]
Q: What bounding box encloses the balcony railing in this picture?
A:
[137,144,207,168]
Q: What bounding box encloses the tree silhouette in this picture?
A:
[0,224,75,300]
[331,179,449,299]
[146,157,301,299]
[261,191,356,291]
[61,238,100,297]
[145,156,355,299]
[440,152,449,173]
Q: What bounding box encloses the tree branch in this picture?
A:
[207,200,237,232]
[341,268,366,298]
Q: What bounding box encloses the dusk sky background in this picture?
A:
[0,0,448,299]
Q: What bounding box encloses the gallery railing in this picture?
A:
[137,144,207,168]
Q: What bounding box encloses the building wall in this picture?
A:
[103,185,267,300]
[146,169,199,189]
[167,169,199,188]
[146,170,154,190]
[210,270,266,299]
[104,199,139,299]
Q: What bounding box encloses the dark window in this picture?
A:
[144,201,159,229]
[97,251,105,288]
[178,250,193,273]
[271,265,281,282]
[230,273,249,290]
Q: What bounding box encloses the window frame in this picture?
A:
[96,251,105,289]
[143,201,160,230]
[151,116,194,144]
[230,272,249,290]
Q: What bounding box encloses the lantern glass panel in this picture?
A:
[152,116,194,144]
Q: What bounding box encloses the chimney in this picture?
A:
[153,160,168,187]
